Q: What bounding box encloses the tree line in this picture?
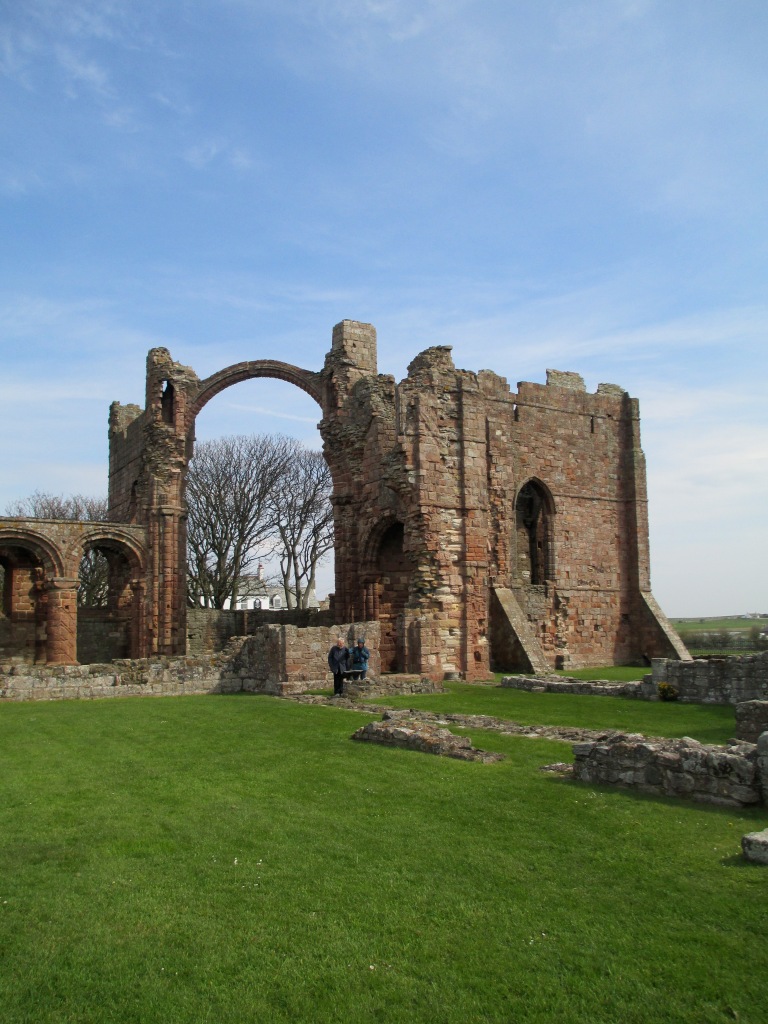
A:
[3,435,333,610]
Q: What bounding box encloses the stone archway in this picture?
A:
[105,322,381,660]
[0,527,71,664]
[72,529,147,663]
[191,360,323,422]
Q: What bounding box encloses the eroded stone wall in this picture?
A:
[1,318,685,675]
[652,652,768,705]
[77,609,131,664]
[735,700,768,743]
[186,607,335,656]
[0,620,380,701]
[501,674,645,698]
[572,734,764,807]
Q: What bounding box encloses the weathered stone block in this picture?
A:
[741,829,768,864]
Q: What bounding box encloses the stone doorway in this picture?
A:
[373,522,413,673]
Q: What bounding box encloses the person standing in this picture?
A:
[328,635,350,696]
[350,637,370,680]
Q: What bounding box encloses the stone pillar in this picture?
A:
[152,506,185,656]
[34,568,48,664]
[130,578,147,658]
[44,578,79,665]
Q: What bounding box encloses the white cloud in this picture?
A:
[225,403,318,424]
[55,45,112,97]
[183,139,261,173]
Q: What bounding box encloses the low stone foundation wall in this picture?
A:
[0,647,244,701]
[735,701,768,743]
[572,732,768,808]
[342,674,444,698]
[651,652,768,705]
[352,711,504,763]
[501,674,645,698]
[0,621,380,701]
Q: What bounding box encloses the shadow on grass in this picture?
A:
[719,853,764,869]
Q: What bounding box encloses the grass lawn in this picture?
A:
[1,693,766,1024]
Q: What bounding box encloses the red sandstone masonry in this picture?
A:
[0,320,686,675]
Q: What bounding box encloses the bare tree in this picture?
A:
[185,435,295,608]
[6,491,108,522]
[4,491,110,606]
[267,449,334,609]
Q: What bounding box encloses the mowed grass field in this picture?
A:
[1,688,767,1024]
[669,617,768,634]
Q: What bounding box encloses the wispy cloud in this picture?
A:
[183,138,261,172]
[224,402,317,424]
[55,44,112,97]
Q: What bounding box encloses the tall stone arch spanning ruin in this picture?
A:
[0,320,690,674]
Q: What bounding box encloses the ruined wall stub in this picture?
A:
[2,319,687,673]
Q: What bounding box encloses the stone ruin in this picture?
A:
[352,711,505,764]
[572,732,768,808]
[0,319,688,678]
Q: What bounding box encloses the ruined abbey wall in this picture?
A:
[1,320,687,675]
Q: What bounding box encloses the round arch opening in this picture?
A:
[0,536,62,665]
[514,479,555,585]
[187,375,335,612]
[75,535,145,663]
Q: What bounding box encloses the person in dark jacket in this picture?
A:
[328,636,350,696]
[350,638,370,680]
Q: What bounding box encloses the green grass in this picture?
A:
[1,693,766,1024]
[366,681,736,745]
[670,616,768,634]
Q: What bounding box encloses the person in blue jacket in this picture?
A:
[350,637,370,680]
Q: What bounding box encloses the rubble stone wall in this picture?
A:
[186,607,335,656]
[352,713,505,763]
[735,700,768,743]
[76,609,130,664]
[572,733,763,807]
[0,653,242,702]
[501,674,645,698]
[0,615,36,664]
[0,621,379,701]
[652,652,768,705]
[343,673,443,698]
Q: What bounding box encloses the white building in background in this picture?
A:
[223,565,319,611]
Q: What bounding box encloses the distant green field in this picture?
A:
[670,616,768,634]
[669,616,768,657]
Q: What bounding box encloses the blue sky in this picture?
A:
[1,0,766,615]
